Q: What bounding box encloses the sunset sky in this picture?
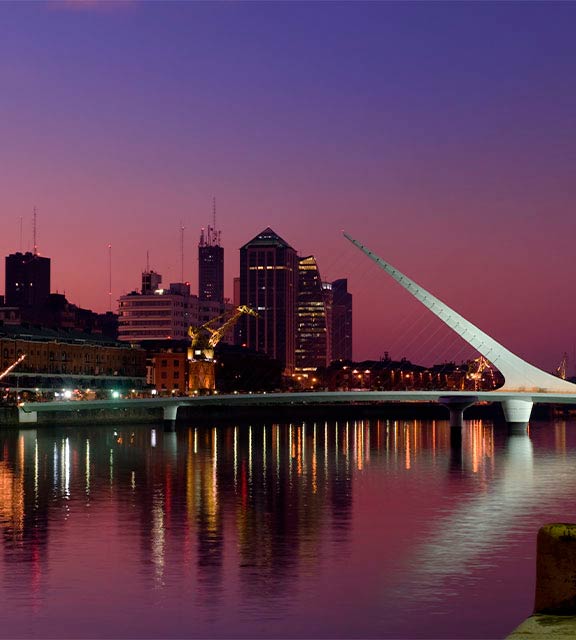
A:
[1,1,576,371]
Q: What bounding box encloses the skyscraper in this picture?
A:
[295,256,331,371]
[198,225,224,303]
[331,278,352,361]
[238,228,297,373]
[5,251,51,308]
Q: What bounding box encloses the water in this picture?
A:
[0,417,574,638]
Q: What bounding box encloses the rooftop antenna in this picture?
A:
[19,216,23,253]
[211,196,221,245]
[33,206,38,255]
[108,243,112,312]
[180,221,185,282]
[146,249,150,272]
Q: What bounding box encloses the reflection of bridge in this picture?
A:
[19,234,576,427]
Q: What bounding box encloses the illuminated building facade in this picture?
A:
[0,325,146,394]
[5,252,51,308]
[150,350,188,394]
[295,256,331,372]
[198,226,224,303]
[238,228,297,373]
[331,278,353,361]
[118,273,198,343]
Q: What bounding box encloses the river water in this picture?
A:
[0,417,574,638]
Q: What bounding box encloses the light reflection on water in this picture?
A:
[0,418,575,638]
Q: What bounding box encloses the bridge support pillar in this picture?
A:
[501,398,533,432]
[18,409,38,424]
[163,404,179,430]
[438,396,478,428]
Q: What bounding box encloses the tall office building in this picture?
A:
[198,225,224,303]
[295,256,331,371]
[5,251,51,308]
[238,228,297,373]
[331,278,352,361]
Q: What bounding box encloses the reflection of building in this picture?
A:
[331,278,352,361]
[296,256,331,372]
[5,251,51,308]
[238,228,298,373]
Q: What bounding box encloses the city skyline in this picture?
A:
[2,2,576,370]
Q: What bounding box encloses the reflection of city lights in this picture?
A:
[248,426,253,484]
[152,490,165,586]
[405,426,411,470]
[34,438,39,502]
[233,426,238,488]
[86,439,90,496]
[53,442,58,487]
[335,423,339,465]
[212,427,218,500]
[151,429,157,448]
[312,424,317,494]
[275,424,280,478]
[324,422,328,473]
[263,426,267,483]
[62,437,70,498]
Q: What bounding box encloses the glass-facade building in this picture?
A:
[295,256,331,371]
[238,228,297,373]
[198,226,224,303]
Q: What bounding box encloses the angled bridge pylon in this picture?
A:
[345,233,576,394]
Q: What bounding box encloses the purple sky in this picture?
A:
[1,1,576,371]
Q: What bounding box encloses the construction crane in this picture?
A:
[556,352,568,380]
[0,354,26,381]
[466,355,493,391]
[188,305,257,392]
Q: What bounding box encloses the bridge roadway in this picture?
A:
[17,390,576,426]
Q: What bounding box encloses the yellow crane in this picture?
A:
[556,353,568,380]
[188,305,257,357]
[466,355,493,391]
[188,305,257,392]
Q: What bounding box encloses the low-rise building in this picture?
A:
[0,324,146,399]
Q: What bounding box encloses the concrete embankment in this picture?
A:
[0,405,162,427]
[508,524,576,638]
